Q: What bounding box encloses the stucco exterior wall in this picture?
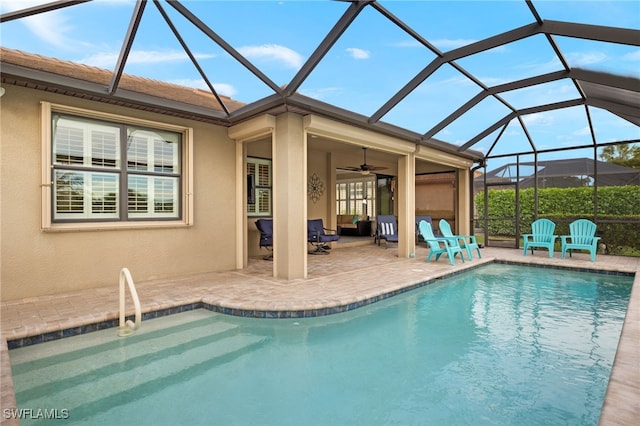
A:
[0,85,237,301]
[307,148,330,224]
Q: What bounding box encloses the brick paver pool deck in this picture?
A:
[2,244,638,425]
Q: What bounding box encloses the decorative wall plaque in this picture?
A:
[308,173,325,203]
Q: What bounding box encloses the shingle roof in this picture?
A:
[0,47,246,121]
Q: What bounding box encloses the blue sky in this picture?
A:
[1,0,639,165]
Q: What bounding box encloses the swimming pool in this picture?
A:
[9,264,632,425]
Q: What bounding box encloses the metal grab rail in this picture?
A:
[118,267,141,337]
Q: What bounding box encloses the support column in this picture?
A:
[457,168,471,235]
[397,153,416,258]
[273,113,307,279]
[327,152,338,229]
[236,141,247,269]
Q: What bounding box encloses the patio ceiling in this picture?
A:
[1,0,639,165]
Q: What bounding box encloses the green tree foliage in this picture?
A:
[600,144,640,169]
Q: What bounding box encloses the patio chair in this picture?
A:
[376,215,399,248]
[255,219,273,260]
[522,218,557,258]
[308,218,339,255]
[415,215,433,243]
[418,220,465,266]
[561,219,600,262]
[439,219,481,260]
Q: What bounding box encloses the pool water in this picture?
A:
[10,264,632,425]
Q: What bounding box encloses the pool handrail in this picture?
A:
[118,267,141,337]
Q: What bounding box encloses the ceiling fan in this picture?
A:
[339,147,387,175]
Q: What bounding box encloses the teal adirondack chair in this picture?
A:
[522,218,557,258]
[418,220,465,266]
[561,219,601,262]
[439,219,481,260]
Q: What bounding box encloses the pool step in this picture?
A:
[12,316,239,388]
[12,316,267,418]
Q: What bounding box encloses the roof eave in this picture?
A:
[285,93,484,162]
[0,62,230,125]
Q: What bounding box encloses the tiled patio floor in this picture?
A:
[2,243,638,425]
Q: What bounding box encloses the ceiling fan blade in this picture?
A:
[338,147,387,174]
[337,166,361,172]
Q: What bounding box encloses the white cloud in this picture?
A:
[238,44,303,69]
[26,15,72,47]
[419,75,475,93]
[169,79,236,97]
[211,83,237,98]
[77,50,215,68]
[346,47,370,60]
[573,126,592,137]
[516,56,563,74]
[522,112,554,127]
[504,123,522,135]
[76,52,121,68]
[4,0,74,48]
[0,1,38,13]
[551,83,575,95]
[474,76,509,86]
[622,49,640,62]
[298,87,343,101]
[3,1,136,50]
[566,51,608,67]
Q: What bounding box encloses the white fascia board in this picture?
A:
[228,114,276,142]
[303,114,415,155]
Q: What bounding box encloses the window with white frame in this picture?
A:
[247,157,272,216]
[51,112,182,222]
[336,178,375,217]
